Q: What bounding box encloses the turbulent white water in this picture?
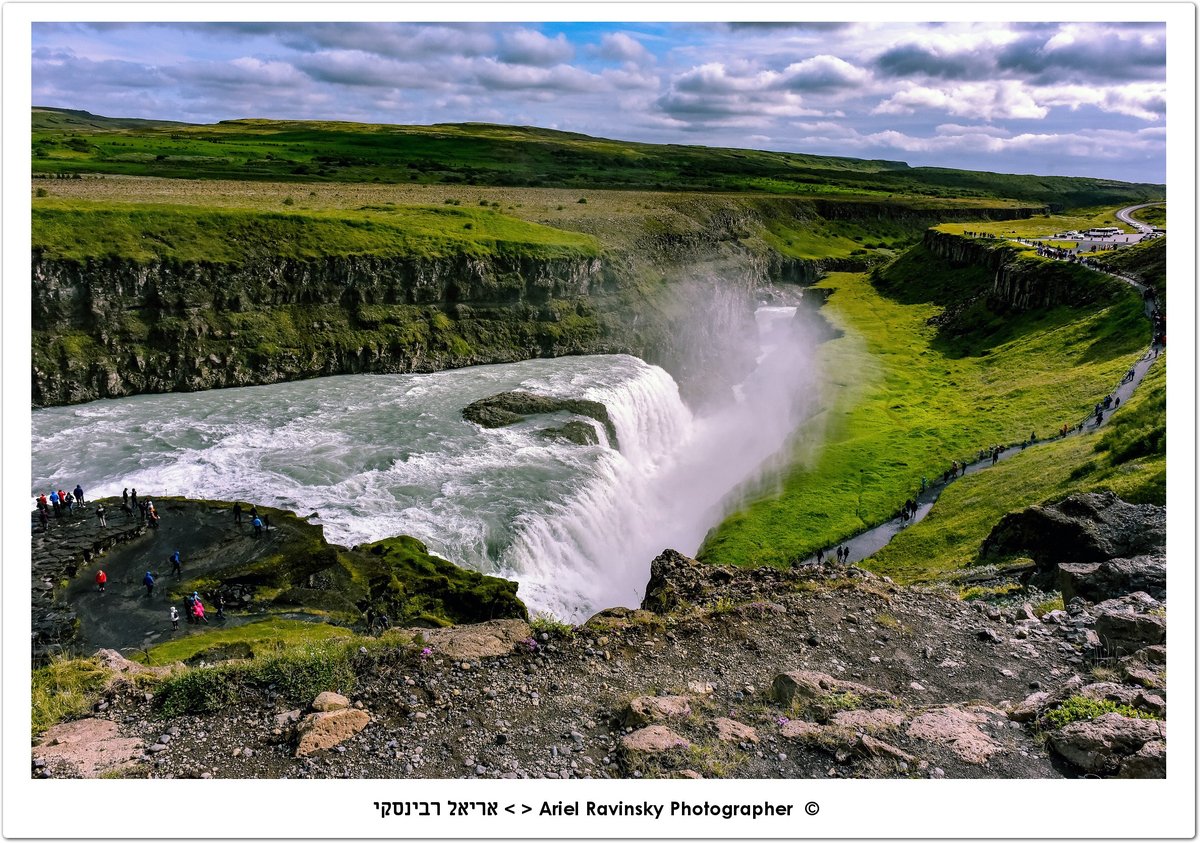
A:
[31,305,821,620]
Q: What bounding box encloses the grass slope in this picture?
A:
[32,108,1163,207]
[865,357,1165,584]
[1090,237,1167,301]
[698,253,1148,570]
[32,199,598,263]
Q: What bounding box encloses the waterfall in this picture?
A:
[505,304,822,620]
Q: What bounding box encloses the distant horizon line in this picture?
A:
[31,103,1168,189]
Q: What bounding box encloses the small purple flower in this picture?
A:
[776,716,791,726]
[419,647,432,658]
[521,637,539,652]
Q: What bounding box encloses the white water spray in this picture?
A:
[505,304,823,618]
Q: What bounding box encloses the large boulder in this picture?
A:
[622,695,692,727]
[1058,555,1165,602]
[294,708,370,757]
[33,719,144,778]
[906,705,1003,764]
[462,391,619,447]
[1117,740,1166,778]
[771,670,892,707]
[414,619,532,660]
[311,691,350,712]
[1093,593,1166,655]
[1047,713,1164,774]
[982,493,1165,574]
[641,550,734,614]
[712,718,759,744]
[620,725,691,755]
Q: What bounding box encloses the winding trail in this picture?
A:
[800,254,1163,568]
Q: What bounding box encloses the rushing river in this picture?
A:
[31,305,821,620]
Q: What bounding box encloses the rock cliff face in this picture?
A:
[31,201,1041,408]
[31,252,628,406]
[922,229,1122,312]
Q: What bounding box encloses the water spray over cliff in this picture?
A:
[507,303,825,618]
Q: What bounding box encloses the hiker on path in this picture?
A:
[252,516,263,537]
[816,547,825,564]
[122,488,129,507]
[192,594,209,624]
[143,571,155,597]
[263,514,271,532]
[96,504,107,528]
[184,594,195,624]
[130,489,139,512]
[920,477,927,494]
[170,606,179,631]
[170,550,182,576]
[50,491,60,518]
[39,509,49,531]
[233,502,243,526]
[95,569,107,594]
[214,594,225,620]
[148,507,160,530]
[74,485,85,505]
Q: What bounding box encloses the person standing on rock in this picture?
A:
[95,569,107,594]
[170,606,179,631]
[74,484,85,506]
[143,571,155,597]
[49,490,60,518]
[816,547,824,564]
[192,596,208,625]
[122,488,129,507]
[38,508,49,531]
[252,516,263,537]
[214,593,225,620]
[184,593,195,624]
[130,489,138,512]
[233,502,243,527]
[96,503,107,528]
[170,550,182,576]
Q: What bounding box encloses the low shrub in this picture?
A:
[1043,695,1159,730]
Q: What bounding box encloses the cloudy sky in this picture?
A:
[32,21,1167,183]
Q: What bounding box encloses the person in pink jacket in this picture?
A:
[192,597,209,625]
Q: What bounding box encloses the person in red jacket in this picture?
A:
[95,570,107,594]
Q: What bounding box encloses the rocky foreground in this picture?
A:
[33,492,1166,781]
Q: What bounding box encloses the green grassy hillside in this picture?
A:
[1091,237,1166,300]
[32,108,1163,207]
[698,247,1149,570]
[32,199,598,263]
[865,356,1164,584]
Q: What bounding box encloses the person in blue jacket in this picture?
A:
[170,550,182,576]
[143,571,155,597]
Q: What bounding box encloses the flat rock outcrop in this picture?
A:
[33,719,144,778]
[983,492,1165,570]
[1047,713,1165,775]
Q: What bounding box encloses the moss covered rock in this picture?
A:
[462,391,618,448]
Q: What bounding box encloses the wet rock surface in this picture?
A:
[461,391,619,447]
